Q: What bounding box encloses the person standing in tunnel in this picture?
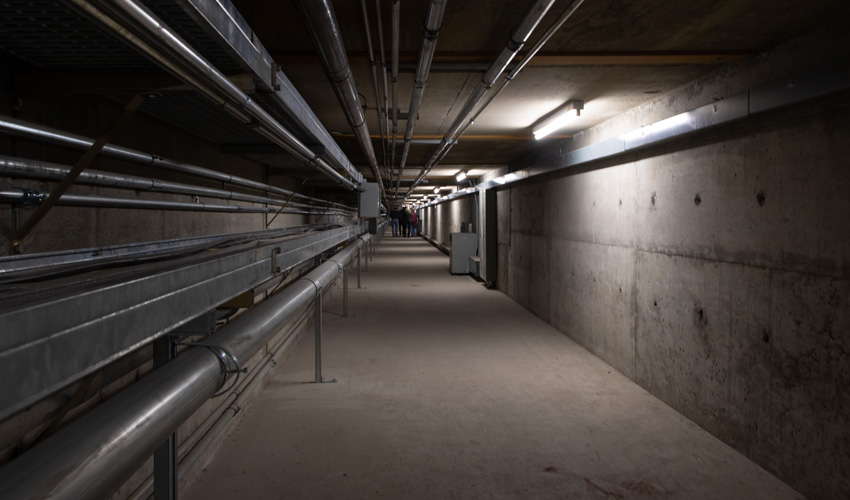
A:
[411,209,419,237]
[401,205,412,237]
[390,206,400,237]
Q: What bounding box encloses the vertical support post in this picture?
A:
[343,266,349,317]
[364,243,369,272]
[314,290,322,383]
[357,247,362,289]
[153,336,177,500]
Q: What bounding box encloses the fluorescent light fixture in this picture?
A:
[433,187,440,193]
[456,170,467,182]
[533,100,584,140]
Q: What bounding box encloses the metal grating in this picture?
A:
[0,0,162,72]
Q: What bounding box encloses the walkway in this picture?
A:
[184,236,801,500]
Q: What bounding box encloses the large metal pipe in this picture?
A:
[395,0,447,194]
[70,0,359,190]
[0,155,353,214]
[295,0,386,200]
[0,235,369,500]
[406,0,557,195]
[360,0,388,177]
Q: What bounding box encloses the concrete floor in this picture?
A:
[184,236,803,500]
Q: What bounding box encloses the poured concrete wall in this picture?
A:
[494,37,849,499]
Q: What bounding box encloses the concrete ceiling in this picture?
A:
[230,0,848,194]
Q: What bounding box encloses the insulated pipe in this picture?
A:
[395,0,447,194]
[0,187,353,216]
[406,0,557,195]
[295,0,386,201]
[0,116,349,209]
[360,0,388,175]
[0,235,369,500]
[390,0,400,181]
[0,156,353,214]
[434,0,586,168]
[70,0,359,190]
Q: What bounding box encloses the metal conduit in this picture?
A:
[432,0,586,169]
[0,187,352,216]
[294,0,386,201]
[395,0,447,195]
[360,0,388,178]
[391,0,400,180]
[0,156,354,214]
[0,235,370,500]
[71,0,358,191]
[406,0,557,195]
[375,0,391,176]
[0,116,350,211]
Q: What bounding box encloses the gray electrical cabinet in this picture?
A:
[450,233,478,274]
[358,182,379,218]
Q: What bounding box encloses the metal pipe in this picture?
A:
[70,0,358,190]
[294,0,386,199]
[396,0,447,194]
[0,116,349,210]
[406,0,557,195]
[360,0,388,175]
[375,0,391,176]
[390,0,400,184]
[432,0,586,170]
[0,235,369,500]
[0,155,353,214]
[0,187,354,215]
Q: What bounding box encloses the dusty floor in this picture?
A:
[184,235,803,500]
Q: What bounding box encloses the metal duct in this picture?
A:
[395,0,448,195]
[0,235,369,500]
[295,0,386,200]
[69,0,359,190]
[0,116,349,210]
[406,0,557,196]
[0,155,352,213]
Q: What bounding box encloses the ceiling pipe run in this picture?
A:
[68,0,359,191]
[360,0,388,178]
[0,116,349,210]
[405,0,557,197]
[0,235,369,500]
[390,0,400,185]
[0,187,355,215]
[428,0,586,168]
[395,0,448,196]
[0,155,352,214]
[295,0,387,202]
[375,0,391,180]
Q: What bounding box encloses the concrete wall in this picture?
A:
[493,37,850,500]
[418,36,849,499]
